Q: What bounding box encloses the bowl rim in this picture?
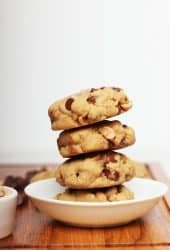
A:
[0,186,18,201]
[25,177,168,207]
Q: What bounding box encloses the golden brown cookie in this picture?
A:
[56,185,134,202]
[134,162,148,178]
[48,87,132,130]
[57,120,135,157]
[30,169,57,183]
[55,151,135,189]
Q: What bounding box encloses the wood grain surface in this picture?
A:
[0,163,170,250]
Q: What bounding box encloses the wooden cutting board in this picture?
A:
[0,163,170,250]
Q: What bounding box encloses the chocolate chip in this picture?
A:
[17,192,27,206]
[112,87,122,92]
[87,96,96,104]
[4,176,27,191]
[65,98,74,110]
[25,170,40,181]
[117,185,122,193]
[90,88,98,92]
[116,102,123,113]
[122,124,127,128]
[108,141,114,148]
[103,169,120,181]
[90,87,105,93]
[104,153,117,164]
[120,105,127,111]
[25,167,47,181]
[3,166,49,207]
[120,137,127,146]
[112,97,117,102]
[112,170,120,180]
[83,114,88,120]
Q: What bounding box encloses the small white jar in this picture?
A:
[0,186,17,239]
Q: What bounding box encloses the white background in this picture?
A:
[0,0,170,175]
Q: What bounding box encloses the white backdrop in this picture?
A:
[0,0,170,174]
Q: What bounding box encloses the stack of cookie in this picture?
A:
[48,87,136,202]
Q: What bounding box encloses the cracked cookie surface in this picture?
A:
[56,185,134,202]
[48,87,132,130]
[55,151,135,189]
[57,120,135,157]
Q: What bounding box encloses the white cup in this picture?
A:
[0,186,17,239]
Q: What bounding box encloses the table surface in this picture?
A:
[0,163,170,250]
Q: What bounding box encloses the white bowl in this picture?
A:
[25,178,168,228]
[0,186,18,238]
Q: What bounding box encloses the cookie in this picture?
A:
[56,185,134,202]
[55,151,135,189]
[57,120,135,157]
[30,169,57,183]
[134,162,148,178]
[48,87,132,130]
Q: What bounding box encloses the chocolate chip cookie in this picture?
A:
[56,185,134,202]
[30,169,57,183]
[134,162,148,178]
[48,87,132,130]
[57,120,135,157]
[55,151,135,189]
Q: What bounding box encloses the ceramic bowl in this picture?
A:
[25,177,168,228]
[0,186,17,238]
